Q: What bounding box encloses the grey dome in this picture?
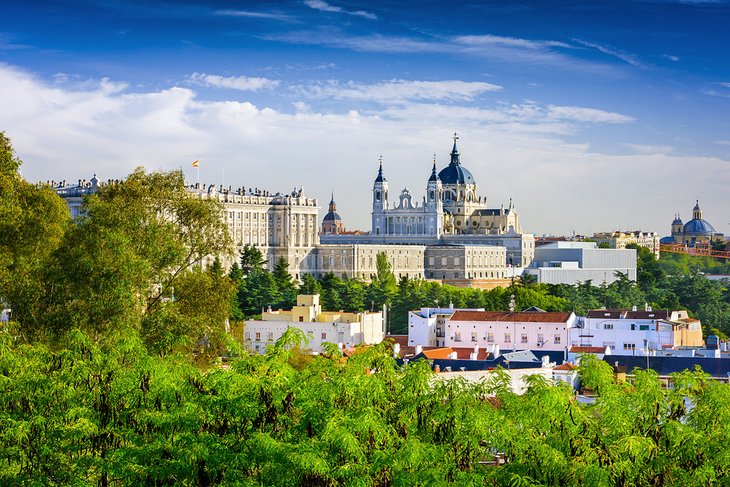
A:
[438,139,476,185]
[683,219,716,235]
[323,211,341,222]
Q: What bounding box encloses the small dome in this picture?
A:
[683,219,716,235]
[323,211,341,222]
[660,236,675,244]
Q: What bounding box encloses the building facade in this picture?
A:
[408,307,577,351]
[524,241,637,285]
[244,294,384,354]
[569,308,704,355]
[593,231,661,259]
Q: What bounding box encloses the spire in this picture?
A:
[692,199,702,220]
[374,156,386,183]
[428,154,440,182]
[450,132,461,166]
[328,191,336,212]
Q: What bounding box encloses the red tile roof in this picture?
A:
[450,310,572,323]
[553,363,576,371]
[569,346,607,353]
[450,347,492,360]
[421,348,455,359]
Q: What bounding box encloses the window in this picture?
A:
[321,332,327,340]
[504,333,511,344]
[603,323,614,330]
[267,332,274,342]
[487,332,494,343]
[471,331,478,342]
[521,334,528,344]
[554,335,561,344]
[436,327,443,337]
[454,332,461,342]
[244,332,250,340]
[639,325,650,331]
[537,333,544,345]
[255,332,261,341]
[299,316,304,322]
[623,343,636,351]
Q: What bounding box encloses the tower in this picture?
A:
[425,156,444,236]
[671,213,683,241]
[371,157,389,236]
[322,192,344,235]
[692,200,702,221]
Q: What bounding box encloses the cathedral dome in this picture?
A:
[438,137,476,185]
[683,219,715,235]
[323,211,341,222]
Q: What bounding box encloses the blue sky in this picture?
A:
[1,0,729,235]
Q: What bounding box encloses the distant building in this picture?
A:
[322,135,536,269]
[569,308,704,355]
[661,200,724,247]
[244,294,384,354]
[523,241,636,285]
[321,193,345,235]
[592,231,661,258]
[408,306,577,351]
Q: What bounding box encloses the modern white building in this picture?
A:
[523,241,636,285]
[408,307,577,351]
[244,294,384,354]
[569,308,704,355]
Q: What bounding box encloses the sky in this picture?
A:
[1,0,729,236]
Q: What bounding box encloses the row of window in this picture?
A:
[450,331,562,344]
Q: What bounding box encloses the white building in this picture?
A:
[524,241,636,285]
[408,307,577,351]
[569,308,704,355]
[244,294,384,354]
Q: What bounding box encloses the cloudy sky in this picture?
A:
[2,0,729,236]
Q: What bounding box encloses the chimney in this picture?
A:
[415,344,423,355]
[448,351,458,360]
[632,305,637,312]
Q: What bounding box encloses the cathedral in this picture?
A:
[371,135,521,238]
[662,200,724,247]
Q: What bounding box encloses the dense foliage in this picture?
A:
[1,330,729,486]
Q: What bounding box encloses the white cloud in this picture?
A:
[303,0,377,20]
[187,72,280,91]
[1,63,727,236]
[295,79,502,104]
[547,105,634,124]
[214,9,295,22]
[573,39,642,67]
[663,54,680,62]
[622,143,675,155]
[454,34,571,50]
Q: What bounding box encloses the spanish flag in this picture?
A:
[192,160,199,167]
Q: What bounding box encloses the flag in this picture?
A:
[192,160,199,167]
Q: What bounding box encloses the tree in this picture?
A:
[239,244,266,275]
[36,168,233,350]
[272,257,296,309]
[0,132,69,334]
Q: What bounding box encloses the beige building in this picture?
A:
[244,294,384,354]
[593,231,661,258]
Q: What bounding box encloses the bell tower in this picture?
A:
[371,157,389,236]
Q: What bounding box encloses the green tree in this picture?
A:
[239,244,266,275]
[37,168,232,349]
[0,132,69,335]
[272,257,297,309]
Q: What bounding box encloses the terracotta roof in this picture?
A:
[450,347,492,360]
[450,310,572,323]
[569,346,607,353]
[421,348,456,359]
[553,363,576,371]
